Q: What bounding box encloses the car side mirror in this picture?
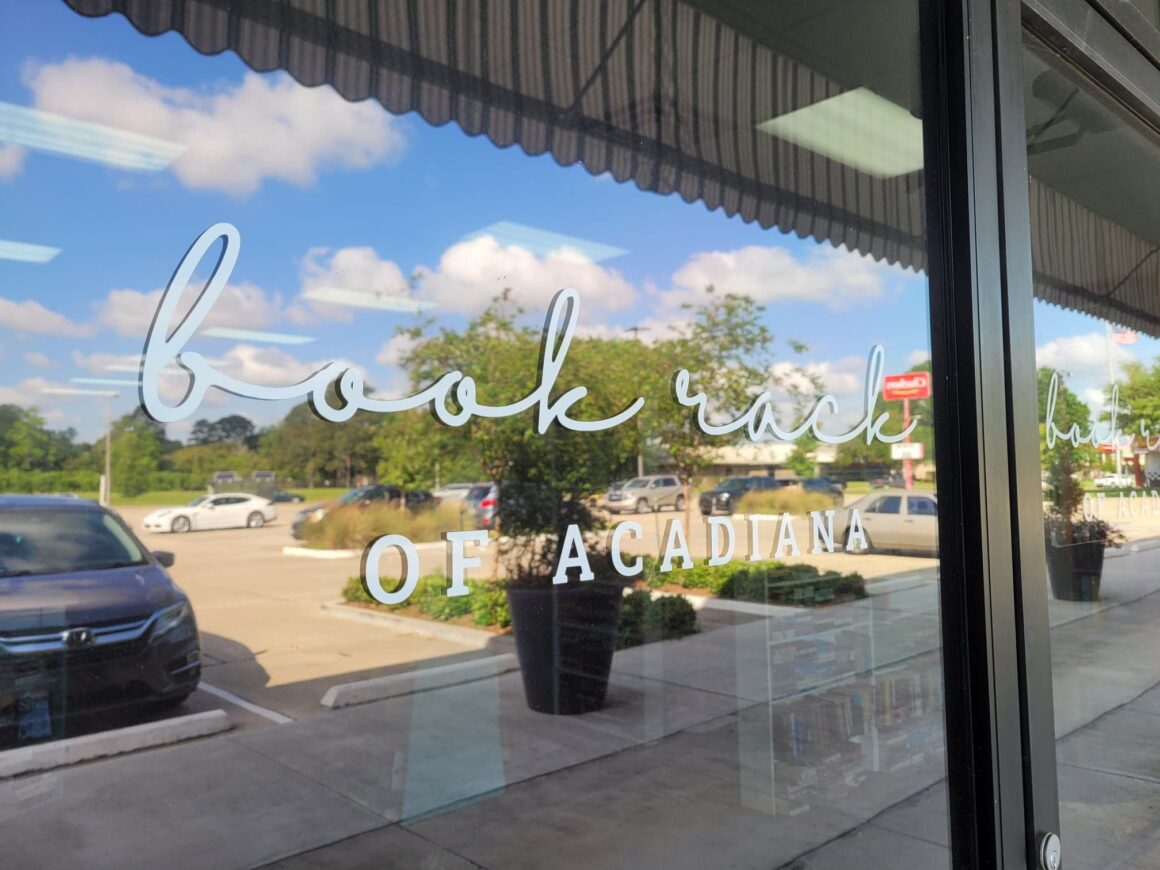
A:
[153,551,176,568]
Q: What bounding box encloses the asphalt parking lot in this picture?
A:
[110,499,942,733]
[117,505,494,730]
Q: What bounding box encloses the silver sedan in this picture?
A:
[835,489,938,555]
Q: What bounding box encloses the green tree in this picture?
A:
[111,410,163,496]
[641,286,817,521]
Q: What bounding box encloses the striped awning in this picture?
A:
[64,0,1160,334]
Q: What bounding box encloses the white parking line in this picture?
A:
[199,682,294,725]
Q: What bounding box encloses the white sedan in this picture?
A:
[143,493,277,533]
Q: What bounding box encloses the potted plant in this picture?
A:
[497,442,630,716]
[1042,410,1124,601]
[1044,513,1123,601]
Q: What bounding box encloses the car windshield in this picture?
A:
[625,478,650,488]
[0,509,148,577]
[187,496,207,507]
[467,485,493,501]
[718,478,749,491]
[338,488,373,505]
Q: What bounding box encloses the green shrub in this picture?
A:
[469,585,511,627]
[734,488,837,515]
[618,589,651,648]
[342,574,510,627]
[617,591,698,649]
[642,594,698,641]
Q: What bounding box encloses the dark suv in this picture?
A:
[0,496,200,744]
[699,476,785,515]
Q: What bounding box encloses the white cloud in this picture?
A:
[25,58,405,195]
[0,377,77,425]
[0,144,25,181]
[0,296,92,337]
[294,246,413,322]
[22,351,52,368]
[95,281,281,337]
[1035,332,1134,383]
[376,333,419,366]
[667,243,906,311]
[415,235,637,314]
[907,349,930,367]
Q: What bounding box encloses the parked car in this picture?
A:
[268,490,305,504]
[802,477,846,504]
[0,495,201,744]
[1093,473,1136,488]
[470,483,500,529]
[871,472,906,489]
[601,480,629,510]
[432,482,480,502]
[835,489,938,554]
[698,475,786,515]
[143,493,277,533]
[606,475,684,514]
[290,484,438,539]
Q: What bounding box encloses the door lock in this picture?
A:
[1038,832,1061,870]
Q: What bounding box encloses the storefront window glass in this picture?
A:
[1025,32,1160,869]
[1,3,950,866]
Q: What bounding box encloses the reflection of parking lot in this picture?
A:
[116,505,496,728]
[15,500,939,747]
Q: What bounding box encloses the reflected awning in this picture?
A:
[64,0,1160,334]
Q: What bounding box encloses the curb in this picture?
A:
[0,710,231,779]
[283,541,447,560]
[282,546,361,559]
[320,601,496,648]
[321,653,519,709]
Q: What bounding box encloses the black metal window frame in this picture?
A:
[927,0,1160,866]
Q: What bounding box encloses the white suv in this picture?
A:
[605,475,684,514]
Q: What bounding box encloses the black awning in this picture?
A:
[64,0,1160,335]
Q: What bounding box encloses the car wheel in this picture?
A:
[171,516,191,534]
[247,512,265,529]
[636,498,649,513]
[675,495,686,512]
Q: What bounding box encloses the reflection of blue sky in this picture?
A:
[0,2,1105,443]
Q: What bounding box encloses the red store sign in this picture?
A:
[882,372,932,401]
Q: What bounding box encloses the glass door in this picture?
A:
[1021,29,1160,870]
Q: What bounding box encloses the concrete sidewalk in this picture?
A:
[5,550,1160,868]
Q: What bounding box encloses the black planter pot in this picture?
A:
[505,582,623,715]
[1045,540,1106,601]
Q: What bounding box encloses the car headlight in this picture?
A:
[153,601,192,638]
[311,508,326,521]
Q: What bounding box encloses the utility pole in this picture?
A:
[41,387,118,504]
[626,326,650,477]
[103,397,113,506]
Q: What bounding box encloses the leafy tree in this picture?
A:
[190,414,257,448]
[640,286,816,522]
[110,410,163,496]
[1037,367,1095,525]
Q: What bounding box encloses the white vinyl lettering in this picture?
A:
[845,509,868,552]
[746,514,763,562]
[553,524,594,583]
[705,516,736,566]
[809,510,836,555]
[444,530,489,596]
[773,513,801,558]
[660,519,694,573]
[610,521,643,577]
[364,534,421,605]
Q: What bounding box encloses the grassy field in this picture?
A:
[61,487,350,507]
